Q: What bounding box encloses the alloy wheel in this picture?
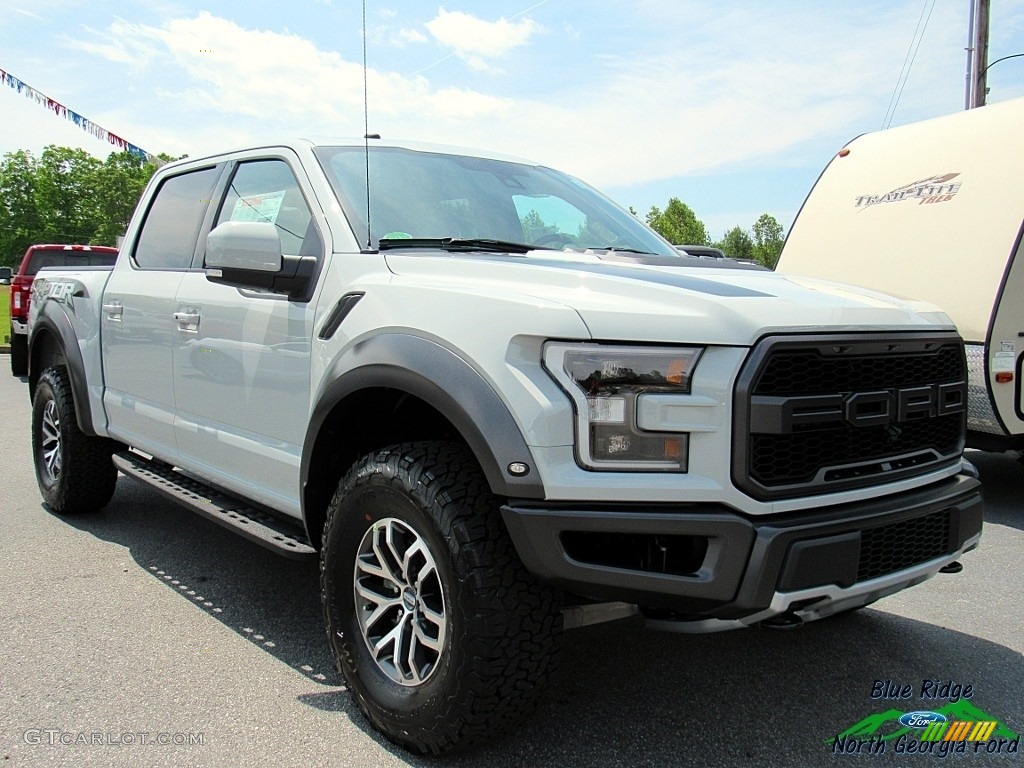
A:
[353,517,447,686]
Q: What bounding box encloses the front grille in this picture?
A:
[733,334,967,499]
[756,346,963,395]
[858,509,952,582]
[751,418,962,486]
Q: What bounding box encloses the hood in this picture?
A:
[383,251,954,346]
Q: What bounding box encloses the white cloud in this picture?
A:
[63,11,514,157]
[65,20,164,68]
[425,7,541,72]
[7,1,1023,233]
[394,27,427,45]
[57,4,981,193]
[514,1,967,186]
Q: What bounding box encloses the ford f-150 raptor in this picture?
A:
[26,138,983,754]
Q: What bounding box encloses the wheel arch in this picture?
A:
[301,333,544,546]
[28,304,98,437]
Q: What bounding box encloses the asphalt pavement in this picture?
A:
[0,364,1021,767]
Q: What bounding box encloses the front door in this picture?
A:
[172,156,323,517]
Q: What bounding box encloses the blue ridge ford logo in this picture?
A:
[899,711,948,729]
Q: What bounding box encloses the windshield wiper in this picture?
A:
[378,237,557,254]
[596,246,659,255]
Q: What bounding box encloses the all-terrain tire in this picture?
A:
[10,332,28,376]
[321,442,561,755]
[32,366,118,514]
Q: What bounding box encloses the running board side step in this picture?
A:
[112,451,317,560]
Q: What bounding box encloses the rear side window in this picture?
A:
[134,167,220,269]
[25,250,117,275]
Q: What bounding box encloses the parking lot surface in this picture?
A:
[0,366,1021,767]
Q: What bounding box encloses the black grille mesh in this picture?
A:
[751,418,963,486]
[755,347,963,396]
[858,509,951,582]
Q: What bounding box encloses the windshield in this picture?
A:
[313,146,679,257]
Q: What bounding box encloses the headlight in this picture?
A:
[544,343,703,471]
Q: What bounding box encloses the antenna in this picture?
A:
[362,0,372,249]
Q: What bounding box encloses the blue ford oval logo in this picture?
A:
[899,711,947,728]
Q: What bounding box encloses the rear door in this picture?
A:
[101,165,223,460]
[171,153,324,516]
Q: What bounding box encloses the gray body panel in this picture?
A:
[172,274,314,516]
[101,267,186,461]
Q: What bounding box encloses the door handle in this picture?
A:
[102,301,123,321]
[173,311,200,332]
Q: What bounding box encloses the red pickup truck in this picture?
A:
[9,244,118,375]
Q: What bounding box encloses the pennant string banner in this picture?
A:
[1,67,155,162]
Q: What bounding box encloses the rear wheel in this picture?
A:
[10,332,27,376]
[321,442,561,754]
[32,366,118,514]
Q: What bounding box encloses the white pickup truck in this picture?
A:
[27,138,982,754]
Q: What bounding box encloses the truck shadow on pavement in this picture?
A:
[55,475,341,685]
[51,470,1023,768]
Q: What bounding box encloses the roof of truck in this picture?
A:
[161,137,541,172]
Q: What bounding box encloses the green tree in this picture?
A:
[751,213,785,269]
[0,146,171,262]
[519,208,547,234]
[717,226,754,262]
[645,197,709,246]
[93,151,164,245]
[0,150,41,266]
[34,145,103,243]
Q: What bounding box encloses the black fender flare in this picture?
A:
[301,333,545,522]
[29,301,99,437]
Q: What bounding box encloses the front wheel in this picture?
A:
[321,442,561,754]
[32,366,118,514]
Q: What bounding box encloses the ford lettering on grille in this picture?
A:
[750,382,967,434]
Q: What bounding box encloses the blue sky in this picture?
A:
[2,1,1024,238]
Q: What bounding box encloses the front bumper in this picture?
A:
[501,473,982,626]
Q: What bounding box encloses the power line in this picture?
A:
[882,0,937,130]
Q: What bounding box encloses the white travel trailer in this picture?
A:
[778,97,1024,453]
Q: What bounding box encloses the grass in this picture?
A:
[1,285,10,345]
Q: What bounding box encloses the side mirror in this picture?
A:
[207,221,283,273]
[205,221,315,299]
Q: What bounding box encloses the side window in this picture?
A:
[134,167,220,270]
[215,160,317,256]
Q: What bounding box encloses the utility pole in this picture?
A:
[968,0,990,108]
[964,0,975,109]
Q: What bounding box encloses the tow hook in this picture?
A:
[939,560,964,574]
[759,612,804,630]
